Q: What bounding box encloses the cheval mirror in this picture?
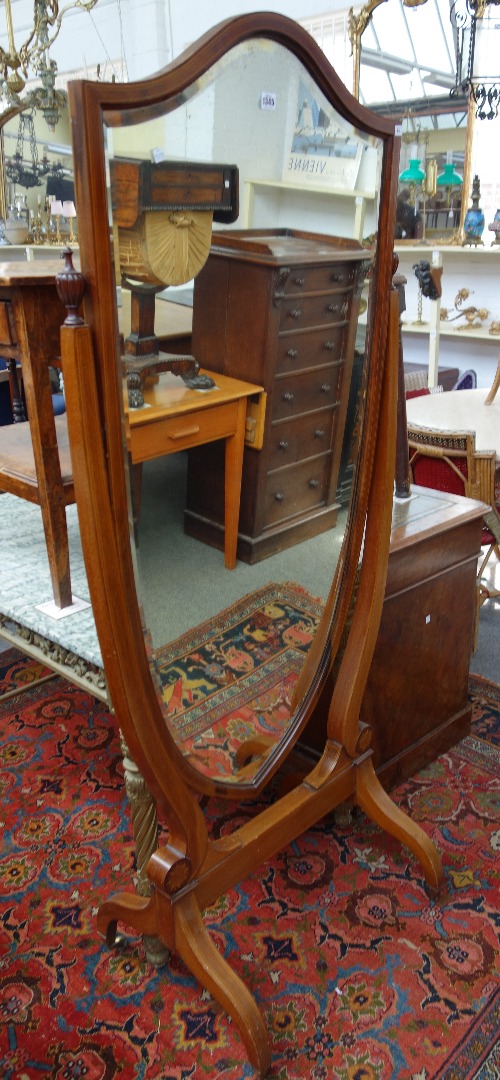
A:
[58,12,443,1074]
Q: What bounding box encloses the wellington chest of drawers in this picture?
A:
[185,228,372,563]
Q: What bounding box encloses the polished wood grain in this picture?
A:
[299,487,487,779]
[125,370,263,569]
[61,14,442,1073]
[364,490,486,788]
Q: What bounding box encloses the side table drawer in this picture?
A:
[128,400,239,463]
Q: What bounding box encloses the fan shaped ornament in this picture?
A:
[119,209,214,288]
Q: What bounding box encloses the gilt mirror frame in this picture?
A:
[63,10,401,802]
[348,0,475,242]
[57,14,446,1071]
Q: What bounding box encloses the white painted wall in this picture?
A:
[1,1,350,83]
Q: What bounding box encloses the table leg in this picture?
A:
[223,396,247,569]
[6,358,27,423]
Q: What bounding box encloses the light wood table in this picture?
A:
[406,388,500,460]
[125,370,263,569]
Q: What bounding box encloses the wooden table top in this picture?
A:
[406,388,500,459]
[125,369,262,428]
[0,258,73,286]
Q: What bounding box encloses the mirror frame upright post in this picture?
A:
[58,14,443,1074]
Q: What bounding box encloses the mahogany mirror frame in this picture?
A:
[58,13,443,1073]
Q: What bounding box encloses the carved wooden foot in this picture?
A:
[174,893,271,1077]
[355,757,444,896]
[97,891,158,947]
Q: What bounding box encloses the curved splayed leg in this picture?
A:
[174,892,271,1077]
[356,756,444,897]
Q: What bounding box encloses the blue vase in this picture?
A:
[488,208,500,246]
[463,174,485,246]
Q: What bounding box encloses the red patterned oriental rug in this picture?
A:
[0,612,498,1077]
[152,581,324,778]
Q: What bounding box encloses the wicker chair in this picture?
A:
[407,423,500,645]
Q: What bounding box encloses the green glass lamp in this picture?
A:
[399,158,425,184]
[398,158,425,208]
[436,163,462,208]
[436,163,463,188]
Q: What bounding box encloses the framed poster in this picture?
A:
[284,80,364,190]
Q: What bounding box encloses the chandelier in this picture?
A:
[451,0,500,119]
[4,109,52,187]
[1,0,99,128]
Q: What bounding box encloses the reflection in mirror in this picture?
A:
[1,103,74,244]
[102,38,384,786]
[357,0,458,108]
[385,96,468,241]
[351,0,471,241]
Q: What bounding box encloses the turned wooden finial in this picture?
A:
[55,246,86,326]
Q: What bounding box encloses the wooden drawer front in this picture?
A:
[276,263,358,296]
[264,455,331,525]
[278,292,350,331]
[277,325,346,374]
[273,366,342,422]
[268,409,335,470]
[129,400,238,463]
[0,302,16,347]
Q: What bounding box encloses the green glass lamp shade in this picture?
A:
[398,158,425,183]
[437,163,462,186]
